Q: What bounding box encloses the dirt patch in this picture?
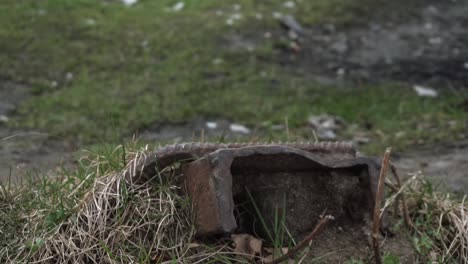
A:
[0,81,30,118]
[0,129,76,182]
[272,0,468,88]
[218,0,468,195]
[138,118,257,143]
[233,170,370,238]
[179,144,413,262]
[393,140,468,194]
[231,169,414,262]
[0,81,76,182]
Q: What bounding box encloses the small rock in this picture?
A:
[230,123,250,134]
[427,5,438,14]
[413,85,438,97]
[212,58,223,65]
[272,12,283,19]
[308,114,346,140]
[231,13,242,20]
[255,13,263,20]
[463,62,468,70]
[428,37,442,45]
[65,72,74,81]
[336,68,346,77]
[121,0,137,6]
[172,2,185,11]
[424,22,433,31]
[37,9,46,16]
[283,1,295,8]
[280,15,303,34]
[354,136,371,144]
[233,4,241,11]
[318,130,337,140]
[226,13,242,25]
[206,122,218,129]
[0,115,9,123]
[308,115,346,130]
[215,10,224,16]
[395,131,406,139]
[288,30,298,40]
[84,18,96,26]
[264,32,272,38]
[330,38,348,54]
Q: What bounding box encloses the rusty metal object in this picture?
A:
[122,142,385,237]
[180,145,382,236]
[124,142,356,183]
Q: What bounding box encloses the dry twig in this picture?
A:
[372,148,391,264]
[390,163,414,229]
[268,215,334,264]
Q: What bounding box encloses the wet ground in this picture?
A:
[0,81,76,181]
[393,140,468,194]
[1,0,467,191]
[276,0,468,88]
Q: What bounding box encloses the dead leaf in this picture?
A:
[281,247,289,255]
[264,247,274,254]
[231,234,263,259]
[264,254,274,262]
[263,247,291,262]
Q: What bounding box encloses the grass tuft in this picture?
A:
[404,174,468,263]
[1,145,197,263]
[2,144,468,263]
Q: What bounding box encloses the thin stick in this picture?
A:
[384,180,399,192]
[390,163,414,229]
[383,179,401,221]
[268,215,334,264]
[385,178,401,220]
[372,148,391,264]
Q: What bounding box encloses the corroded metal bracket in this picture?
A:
[181,145,383,236]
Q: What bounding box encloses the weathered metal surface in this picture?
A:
[180,145,383,237]
[121,142,384,237]
[123,142,356,183]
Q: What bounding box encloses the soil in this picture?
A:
[276,0,468,88]
[0,81,76,182]
[232,168,415,262]
[393,140,468,194]
[138,118,256,143]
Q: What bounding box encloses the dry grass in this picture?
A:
[2,145,468,263]
[3,146,255,263]
[6,147,197,263]
[28,176,193,262]
[400,173,468,263]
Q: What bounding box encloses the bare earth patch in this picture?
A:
[274,0,468,88]
[394,140,468,194]
[0,81,76,182]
